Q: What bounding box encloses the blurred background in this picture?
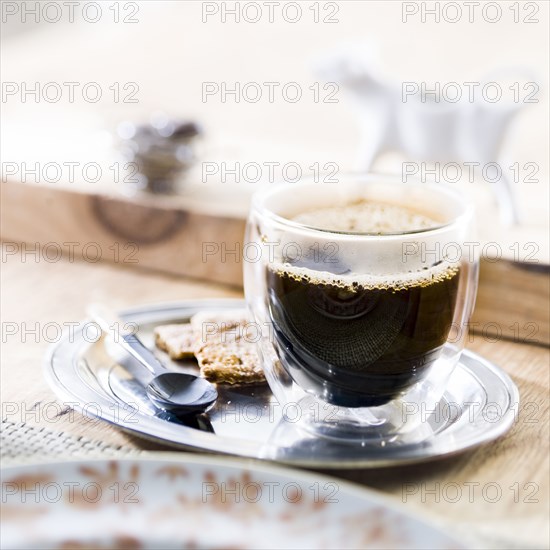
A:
[2,1,548,177]
[1,0,549,288]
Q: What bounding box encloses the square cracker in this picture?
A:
[190,309,250,347]
[191,309,265,353]
[154,323,196,360]
[155,310,266,385]
[195,341,266,386]
[191,309,265,385]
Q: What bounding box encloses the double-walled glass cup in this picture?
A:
[244,175,478,442]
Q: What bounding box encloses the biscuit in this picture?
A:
[155,310,266,385]
[191,309,265,385]
[153,323,196,360]
[190,309,249,347]
[195,341,266,385]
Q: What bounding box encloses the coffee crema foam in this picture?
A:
[292,200,441,234]
[268,261,459,293]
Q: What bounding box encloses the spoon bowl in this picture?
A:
[88,303,218,416]
[146,372,218,414]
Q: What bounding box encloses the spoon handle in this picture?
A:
[87,303,165,377]
[118,333,165,377]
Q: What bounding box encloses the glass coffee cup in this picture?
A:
[244,175,479,441]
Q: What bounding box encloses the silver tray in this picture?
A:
[44,299,519,468]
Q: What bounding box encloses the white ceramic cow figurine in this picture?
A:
[317,48,529,224]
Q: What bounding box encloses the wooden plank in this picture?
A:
[0,180,246,286]
[471,259,550,346]
[3,180,549,344]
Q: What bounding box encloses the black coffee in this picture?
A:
[267,263,460,407]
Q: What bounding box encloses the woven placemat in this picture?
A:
[0,419,142,466]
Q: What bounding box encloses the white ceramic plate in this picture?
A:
[1,453,463,549]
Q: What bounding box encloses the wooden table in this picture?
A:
[1,250,548,549]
